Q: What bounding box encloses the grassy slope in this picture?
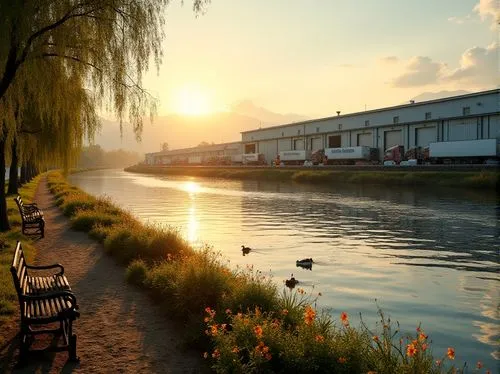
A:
[125,165,499,189]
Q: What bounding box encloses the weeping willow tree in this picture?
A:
[0,0,209,230]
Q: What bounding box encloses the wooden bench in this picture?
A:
[14,196,45,238]
[10,241,79,362]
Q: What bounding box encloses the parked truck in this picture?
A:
[428,139,499,164]
[312,146,378,165]
[242,153,266,165]
[383,145,428,165]
[277,150,312,165]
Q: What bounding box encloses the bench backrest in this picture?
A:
[14,196,27,215]
[10,241,30,298]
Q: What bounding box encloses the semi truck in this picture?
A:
[242,153,266,165]
[277,150,312,165]
[428,139,499,164]
[312,146,378,165]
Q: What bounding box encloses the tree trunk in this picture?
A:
[0,135,11,231]
[20,164,27,185]
[7,137,18,195]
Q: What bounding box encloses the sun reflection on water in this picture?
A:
[187,205,199,243]
[183,181,201,195]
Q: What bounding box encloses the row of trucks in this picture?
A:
[275,146,380,166]
[383,139,499,165]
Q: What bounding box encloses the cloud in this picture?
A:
[391,56,445,87]
[446,43,499,85]
[447,15,473,24]
[473,0,499,26]
[380,56,399,64]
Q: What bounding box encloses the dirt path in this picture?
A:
[0,178,206,373]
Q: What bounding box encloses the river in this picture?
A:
[68,169,499,369]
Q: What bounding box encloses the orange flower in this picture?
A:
[315,335,325,343]
[406,343,417,357]
[232,347,240,354]
[372,335,379,342]
[210,324,218,336]
[338,357,347,364]
[282,309,289,315]
[304,306,316,326]
[418,332,428,341]
[447,347,455,360]
[340,312,349,326]
[416,326,421,333]
[203,317,210,323]
[421,343,428,351]
[212,349,220,359]
[476,361,483,369]
[254,325,263,338]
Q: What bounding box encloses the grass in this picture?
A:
[45,170,484,373]
[125,165,499,190]
[0,176,41,346]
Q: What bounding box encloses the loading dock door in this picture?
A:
[328,135,341,148]
[310,137,323,151]
[384,130,402,150]
[278,138,291,152]
[415,127,436,147]
[357,133,372,147]
[259,140,277,165]
[294,139,304,150]
[245,143,256,153]
[448,119,477,141]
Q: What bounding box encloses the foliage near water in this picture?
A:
[0,176,40,345]
[46,171,491,373]
[126,165,499,190]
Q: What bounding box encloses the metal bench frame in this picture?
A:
[14,196,45,238]
[10,242,79,362]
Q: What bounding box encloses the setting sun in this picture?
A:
[175,85,212,116]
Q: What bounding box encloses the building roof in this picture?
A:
[240,89,500,134]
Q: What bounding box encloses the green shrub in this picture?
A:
[126,259,149,286]
[70,210,122,232]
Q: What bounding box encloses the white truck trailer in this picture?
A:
[429,139,499,164]
[278,150,312,165]
[242,153,266,165]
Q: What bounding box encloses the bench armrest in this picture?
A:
[23,205,42,214]
[26,263,64,275]
[22,291,78,309]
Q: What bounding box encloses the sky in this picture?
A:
[139,0,498,119]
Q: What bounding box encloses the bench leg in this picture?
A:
[40,221,44,238]
[67,319,79,362]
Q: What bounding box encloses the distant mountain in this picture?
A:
[93,103,310,154]
[230,100,309,125]
[411,90,471,103]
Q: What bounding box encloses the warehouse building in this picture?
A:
[145,89,499,165]
[145,141,242,165]
[241,89,500,164]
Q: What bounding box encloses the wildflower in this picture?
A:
[203,317,210,323]
[304,306,316,326]
[212,349,220,359]
[282,309,289,315]
[271,319,280,328]
[221,323,227,331]
[255,341,271,358]
[225,308,232,315]
[373,335,379,342]
[476,361,483,369]
[447,347,455,360]
[418,332,428,341]
[265,353,272,361]
[232,347,239,354]
[340,312,349,326]
[315,335,325,343]
[210,324,218,336]
[204,329,210,336]
[421,343,428,351]
[236,312,243,319]
[254,325,263,338]
[203,352,208,359]
[406,343,417,357]
[255,306,261,316]
[416,326,421,333]
[435,360,441,366]
[338,357,347,364]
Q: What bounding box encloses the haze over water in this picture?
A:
[69,169,499,368]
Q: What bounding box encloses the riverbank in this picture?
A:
[125,165,499,189]
[38,170,481,373]
[0,176,205,373]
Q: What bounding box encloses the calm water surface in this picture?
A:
[69,169,499,369]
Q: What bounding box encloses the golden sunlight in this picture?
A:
[183,181,201,194]
[175,85,212,116]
